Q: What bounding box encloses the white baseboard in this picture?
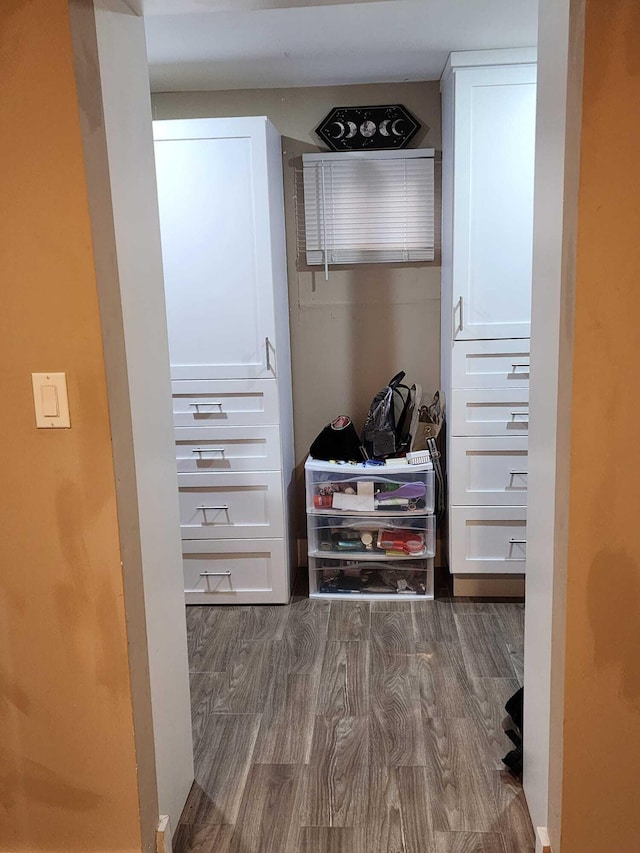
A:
[536,826,551,853]
[156,815,173,853]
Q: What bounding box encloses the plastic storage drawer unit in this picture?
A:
[305,457,436,600]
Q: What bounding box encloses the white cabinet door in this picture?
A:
[449,436,529,505]
[154,118,277,380]
[452,65,537,340]
[450,388,530,436]
[451,339,530,389]
[450,506,527,574]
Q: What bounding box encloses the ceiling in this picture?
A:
[144,0,539,93]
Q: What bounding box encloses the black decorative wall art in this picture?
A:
[316,105,421,151]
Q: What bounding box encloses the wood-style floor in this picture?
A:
[173,586,534,853]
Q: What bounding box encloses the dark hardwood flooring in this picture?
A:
[173,585,533,853]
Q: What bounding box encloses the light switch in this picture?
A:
[32,372,70,428]
[41,384,59,418]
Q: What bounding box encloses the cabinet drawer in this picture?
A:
[450,389,529,436]
[178,472,283,539]
[452,340,530,389]
[175,425,281,473]
[309,556,434,600]
[449,437,529,505]
[450,506,527,575]
[307,514,435,560]
[305,459,434,515]
[182,538,287,601]
[172,379,279,427]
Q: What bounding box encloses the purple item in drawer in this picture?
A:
[376,482,427,502]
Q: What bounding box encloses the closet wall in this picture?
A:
[152,81,441,532]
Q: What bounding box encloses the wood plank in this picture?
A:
[298,827,367,853]
[183,714,261,825]
[454,614,516,679]
[212,640,280,714]
[397,766,436,853]
[450,601,499,615]
[508,646,524,686]
[253,672,319,764]
[188,607,240,673]
[328,601,370,641]
[229,764,303,853]
[492,604,525,686]
[316,641,369,717]
[189,671,228,749]
[492,603,525,643]
[434,831,508,853]
[416,642,476,720]
[370,611,416,656]
[369,650,416,678]
[412,600,460,643]
[365,766,405,853]
[237,604,290,640]
[371,600,413,612]
[283,598,330,674]
[172,823,234,853]
[369,668,425,767]
[422,717,499,833]
[492,771,536,853]
[468,677,520,770]
[303,715,369,827]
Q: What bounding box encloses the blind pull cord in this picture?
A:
[321,160,329,281]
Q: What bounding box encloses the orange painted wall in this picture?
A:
[559,0,640,849]
[0,1,144,850]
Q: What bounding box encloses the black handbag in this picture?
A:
[362,372,412,459]
[309,415,365,463]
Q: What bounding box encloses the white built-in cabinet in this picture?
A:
[154,117,294,604]
[441,50,537,578]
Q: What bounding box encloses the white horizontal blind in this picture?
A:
[302,150,435,265]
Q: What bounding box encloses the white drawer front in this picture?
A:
[452,339,530,389]
[182,538,286,598]
[178,472,283,539]
[450,506,527,575]
[172,379,279,427]
[175,425,281,473]
[450,389,529,436]
[450,437,529,505]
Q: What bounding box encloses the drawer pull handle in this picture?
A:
[191,447,225,454]
[509,470,528,476]
[189,401,223,408]
[199,571,232,577]
[198,505,229,511]
[511,363,530,369]
[509,538,527,544]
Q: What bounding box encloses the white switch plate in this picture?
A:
[32,372,71,428]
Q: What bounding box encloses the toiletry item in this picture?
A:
[375,482,426,502]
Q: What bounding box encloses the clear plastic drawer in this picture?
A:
[307,514,435,560]
[309,557,434,600]
[305,458,434,516]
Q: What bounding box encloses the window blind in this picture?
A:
[302,150,435,268]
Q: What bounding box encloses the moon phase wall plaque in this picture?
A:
[316,105,421,151]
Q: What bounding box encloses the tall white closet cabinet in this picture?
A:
[154,117,295,604]
[441,50,537,579]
